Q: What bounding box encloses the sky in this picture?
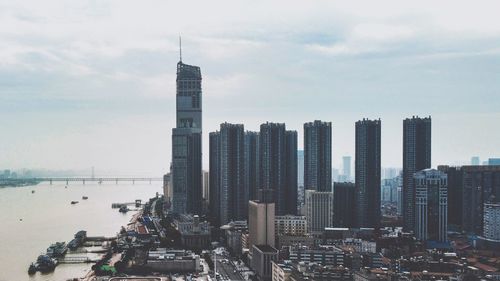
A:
[1,0,499,176]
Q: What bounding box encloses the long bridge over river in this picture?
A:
[2,177,163,185]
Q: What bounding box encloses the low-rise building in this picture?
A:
[252,245,279,281]
[174,214,211,250]
[146,248,201,273]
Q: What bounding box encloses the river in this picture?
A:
[0,182,161,281]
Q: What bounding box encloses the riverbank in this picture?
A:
[0,182,161,281]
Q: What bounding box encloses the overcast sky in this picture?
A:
[1,1,499,176]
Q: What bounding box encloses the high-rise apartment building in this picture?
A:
[355,119,381,228]
[305,190,333,234]
[209,123,247,226]
[259,122,297,215]
[171,59,203,215]
[414,169,448,242]
[304,120,332,192]
[439,165,500,235]
[403,116,431,231]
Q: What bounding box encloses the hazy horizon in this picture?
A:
[1,1,499,176]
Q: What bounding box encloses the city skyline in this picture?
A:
[2,1,500,175]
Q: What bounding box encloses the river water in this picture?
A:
[0,182,161,281]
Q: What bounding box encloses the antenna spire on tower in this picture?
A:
[179,35,182,62]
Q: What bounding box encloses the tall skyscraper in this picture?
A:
[304,120,332,192]
[355,119,381,228]
[414,169,448,242]
[403,116,431,231]
[259,122,297,215]
[305,190,334,234]
[171,57,203,215]
[244,131,260,201]
[342,156,351,182]
[333,182,355,227]
[209,123,247,226]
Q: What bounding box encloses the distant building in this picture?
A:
[333,182,355,228]
[297,150,304,188]
[163,173,172,203]
[259,122,297,215]
[355,119,381,228]
[171,60,203,215]
[483,203,500,242]
[381,176,400,203]
[471,156,480,166]
[304,120,332,192]
[402,116,431,232]
[343,156,352,182]
[414,169,448,242]
[488,158,500,165]
[305,190,333,234]
[202,170,209,202]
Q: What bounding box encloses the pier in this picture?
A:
[58,256,100,264]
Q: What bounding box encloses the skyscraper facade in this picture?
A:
[304,120,332,192]
[209,123,247,226]
[171,60,203,215]
[439,165,500,235]
[333,182,355,227]
[403,116,431,232]
[259,122,297,215]
[414,169,448,242]
[285,131,298,215]
[355,119,381,228]
[305,190,334,234]
[244,131,260,201]
[209,132,220,226]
